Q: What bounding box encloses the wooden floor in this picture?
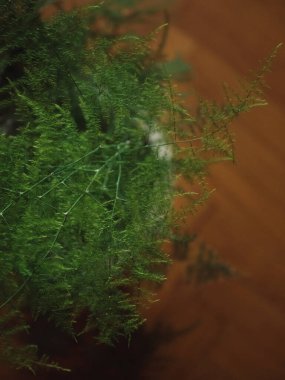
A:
[142,1,285,379]
[1,1,285,379]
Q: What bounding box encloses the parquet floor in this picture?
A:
[142,1,285,379]
[1,1,285,379]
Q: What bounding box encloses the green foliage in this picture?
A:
[0,0,279,373]
[0,310,71,373]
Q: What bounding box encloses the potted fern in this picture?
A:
[0,0,279,374]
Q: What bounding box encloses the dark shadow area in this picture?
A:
[23,318,200,379]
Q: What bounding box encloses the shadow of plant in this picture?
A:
[24,318,200,379]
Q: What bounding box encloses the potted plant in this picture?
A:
[0,0,279,374]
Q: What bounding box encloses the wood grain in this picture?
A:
[142,1,285,379]
[1,1,284,379]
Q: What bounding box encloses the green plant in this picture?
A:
[0,0,280,373]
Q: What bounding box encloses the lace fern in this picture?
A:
[0,0,280,373]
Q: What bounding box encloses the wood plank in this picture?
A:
[142,1,285,379]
